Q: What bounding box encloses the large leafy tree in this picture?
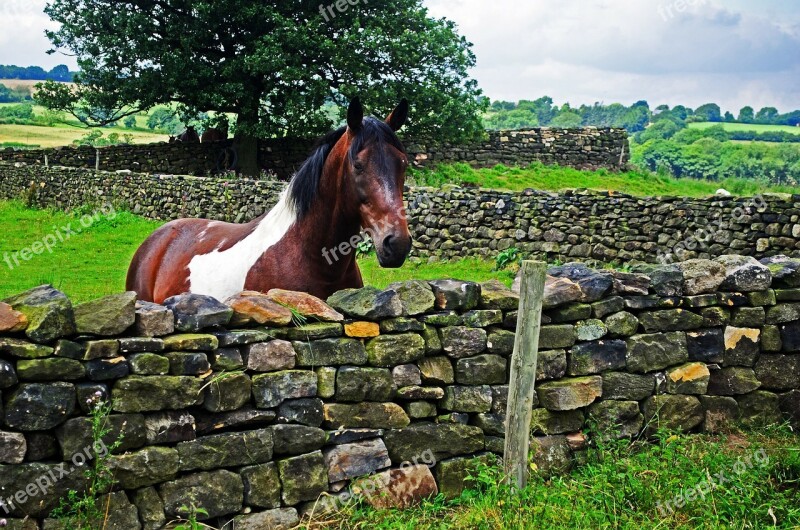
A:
[38,0,485,174]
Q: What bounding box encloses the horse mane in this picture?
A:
[288,117,406,218]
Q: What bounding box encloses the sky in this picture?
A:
[1,0,798,113]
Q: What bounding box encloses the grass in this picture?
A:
[409,162,799,197]
[312,426,800,530]
[689,121,800,135]
[0,201,511,302]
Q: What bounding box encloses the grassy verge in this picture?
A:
[313,426,800,530]
[409,162,798,197]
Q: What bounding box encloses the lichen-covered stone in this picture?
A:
[165,352,209,376]
[642,394,703,432]
[567,340,626,376]
[336,367,394,401]
[0,430,26,464]
[587,400,643,439]
[132,486,166,530]
[383,422,484,462]
[546,303,592,323]
[293,338,367,366]
[387,280,437,315]
[112,376,204,412]
[366,333,425,366]
[162,333,218,351]
[604,311,639,337]
[530,408,584,435]
[162,293,233,332]
[5,382,75,430]
[159,470,243,519]
[601,372,654,401]
[392,364,422,387]
[716,255,772,292]
[440,385,492,413]
[537,376,602,411]
[486,328,515,355]
[678,259,726,295]
[737,390,783,426]
[686,328,724,363]
[428,280,481,311]
[626,332,688,373]
[707,367,761,395]
[461,310,503,328]
[57,413,146,457]
[754,354,800,390]
[699,395,739,432]
[16,358,84,381]
[233,508,300,530]
[666,362,710,395]
[204,371,251,412]
[722,326,760,368]
[433,453,493,500]
[536,349,567,381]
[327,287,402,319]
[421,324,443,354]
[357,464,438,509]
[455,354,507,385]
[380,317,425,333]
[177,429,273,471]
[129,353,170,375]
[278,397,324,426]
[417,356,454,385]
[479,279,519,311]
[252,370,317,408]
[324,438,391,482]
[323,402,410,429]
[538,325,577,349]
[0,338,53,359]
[108,446,179,489]
[575,319,607,341]
[4,285,75,343]
[134,301,174,337]
[277,450,328,505]
[243,340,296,372]
[73,292,136,336]
[284,322,344,340]
[241,462,281,509]
[439,326,487,359]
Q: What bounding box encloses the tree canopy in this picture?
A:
[39,0,485,173]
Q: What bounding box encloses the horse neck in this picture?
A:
[295,153,362,263]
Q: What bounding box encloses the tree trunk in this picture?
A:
[235,104,261,177]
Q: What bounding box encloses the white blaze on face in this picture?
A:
[187,189,297,301]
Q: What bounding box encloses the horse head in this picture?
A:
[342,98,412,268]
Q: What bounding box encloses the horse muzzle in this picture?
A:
[376,232,412,268]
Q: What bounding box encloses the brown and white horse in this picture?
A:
[126,98,412,303]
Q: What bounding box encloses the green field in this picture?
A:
[410,162,799,197]
[689,121,800,135]
[0,102,169,148]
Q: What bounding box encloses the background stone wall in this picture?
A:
[0,127,629,179]
[1,259,800,529]
[1,163,799,263]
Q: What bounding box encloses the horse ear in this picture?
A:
[347,97,363,132]
[386,99,409,131]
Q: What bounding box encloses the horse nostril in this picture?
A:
[383,234,395,253]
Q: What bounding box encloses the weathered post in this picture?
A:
[503,260,546,489]
[95,149,100,171]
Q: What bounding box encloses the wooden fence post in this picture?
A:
[503,260,546,489]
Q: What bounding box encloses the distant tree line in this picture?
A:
[485,97,800,134]
[0,64,75,82]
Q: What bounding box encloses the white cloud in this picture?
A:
[425,0,800,111]
[1,0,798,112]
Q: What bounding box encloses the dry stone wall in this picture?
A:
[1,258,800,529]
[0,127,628,179]
[1,163,799,262]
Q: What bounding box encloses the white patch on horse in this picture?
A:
[187,190,296,300]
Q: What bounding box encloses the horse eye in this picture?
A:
[353,161,364,173]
